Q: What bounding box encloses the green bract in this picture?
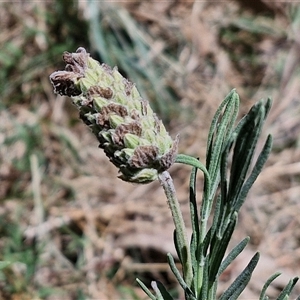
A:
[49,47,178,183]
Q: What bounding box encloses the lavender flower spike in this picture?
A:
[50,47,178,183]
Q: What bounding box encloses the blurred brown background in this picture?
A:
[0,1,300,299]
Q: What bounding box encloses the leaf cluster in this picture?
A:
[138,90,299,299]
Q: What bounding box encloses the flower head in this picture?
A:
[50,47,178,183]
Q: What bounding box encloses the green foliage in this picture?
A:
[0,261,11,270]
[137,90,299,299]
[47,0,89,48]
[0,222,39,294]
[2,122,44,172]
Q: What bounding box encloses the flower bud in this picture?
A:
[50,47,178,183]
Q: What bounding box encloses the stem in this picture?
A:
[158,171,193,287]
[175,154,212,295]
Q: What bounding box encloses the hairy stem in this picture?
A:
[158,171,193,287]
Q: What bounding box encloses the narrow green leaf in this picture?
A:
[219,252,260,300]
[234,134,272,212]
[151,281,164,300]
[207,90,239,190]
[264,97,272,117]
[209,213,237,284]
[199,255,209,300]
[228,105,265,208]
[208,280,218,300]
[220,133,236,207]
[259,272,281,300]
[189,166,200,291]
[207,195,222,251]
[203,227,212,257]
[167,253,196,299]
[206,89,238,163]
[155,281,174,300]
[173,230,182,264]
[277,277,299,300]
[189,166,200,263]
[218,237,250,276]
[229,101,262,179]
[167,253,186,289]
[175,154,209,179]
[175,154,211,203]
[136,278,156,300]
[226,99,272,216]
